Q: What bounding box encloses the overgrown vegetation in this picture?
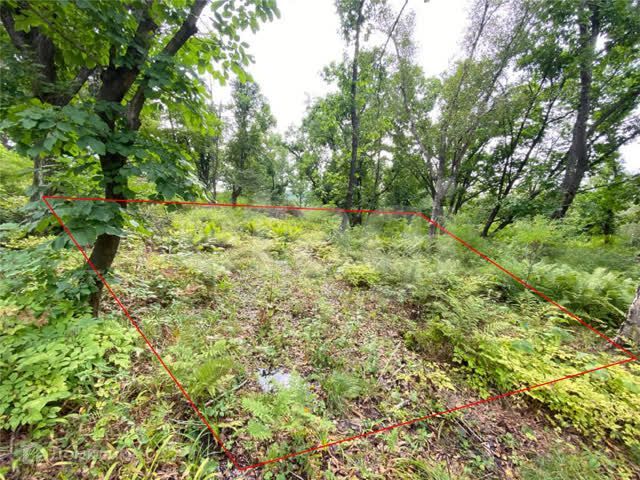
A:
[1,0,639,478]
[2,202,639,478]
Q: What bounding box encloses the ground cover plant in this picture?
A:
[3,198,638,479]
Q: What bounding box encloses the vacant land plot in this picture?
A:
[16,199,635,479]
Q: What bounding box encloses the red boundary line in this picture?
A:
[42,195,638,472]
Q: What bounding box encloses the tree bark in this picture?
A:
[616,286,640,346]
[552,1,599,219]
[29,156,47,202]
[429,157,447,238]
[231,185,241,205]
[342,0,365,230]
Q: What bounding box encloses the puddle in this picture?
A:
[257,368,292,393]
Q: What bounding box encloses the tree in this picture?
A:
[474,0,640,226]
[393,0,531,236]
[1,0,279,314]
[164,102,224,200]
[224,79,275,204]
[336,0,367,228]
[519,0,640,218]
[477,72,568,237]
[263,134,290,203]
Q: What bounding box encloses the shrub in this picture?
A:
[337,263,380,288]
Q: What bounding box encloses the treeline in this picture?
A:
[166,0,640,237]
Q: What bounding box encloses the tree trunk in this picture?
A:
[342,1,365,230]
[552,1,599,219]
[29,156,51,202]
[616,286,640,346]
[87,153,127,315]
[481,203,501,238]
[429,157,447,237]
[231,185,241,205]
[430,184,445,238]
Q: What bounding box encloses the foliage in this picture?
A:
[224,80,276,202]
[0,239,136,434]
[0,146,30,223]
[0,243,90,315]
[0,310,134,433]
[267,221,303,243]
[1,203,639,477]
[528,264,635,328]
[320,371,368,412]
[185,342,237,401]
[413,295,640,452]
[337,262,380,287]
[241,375,332,442]
[1,0,640,476]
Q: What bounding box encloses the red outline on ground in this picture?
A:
[42,195,638,472]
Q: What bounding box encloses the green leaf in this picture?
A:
[511,339,534,353]
[246,419,272,440]
[79,136,106,155]
[43,135,57,152]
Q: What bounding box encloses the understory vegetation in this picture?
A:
[1,197,639,479]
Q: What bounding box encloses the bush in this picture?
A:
[337,263,380,288]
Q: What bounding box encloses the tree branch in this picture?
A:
[55,66,95,105]
[126,0,209,130]
[0,4,28,50]
[96,1,158,106]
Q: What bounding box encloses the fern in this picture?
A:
[246,419,273,440]
[242,397,275,423]
[240,375,333,443]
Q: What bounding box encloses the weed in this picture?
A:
[520,448,616,480]
[320,371,368,412]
